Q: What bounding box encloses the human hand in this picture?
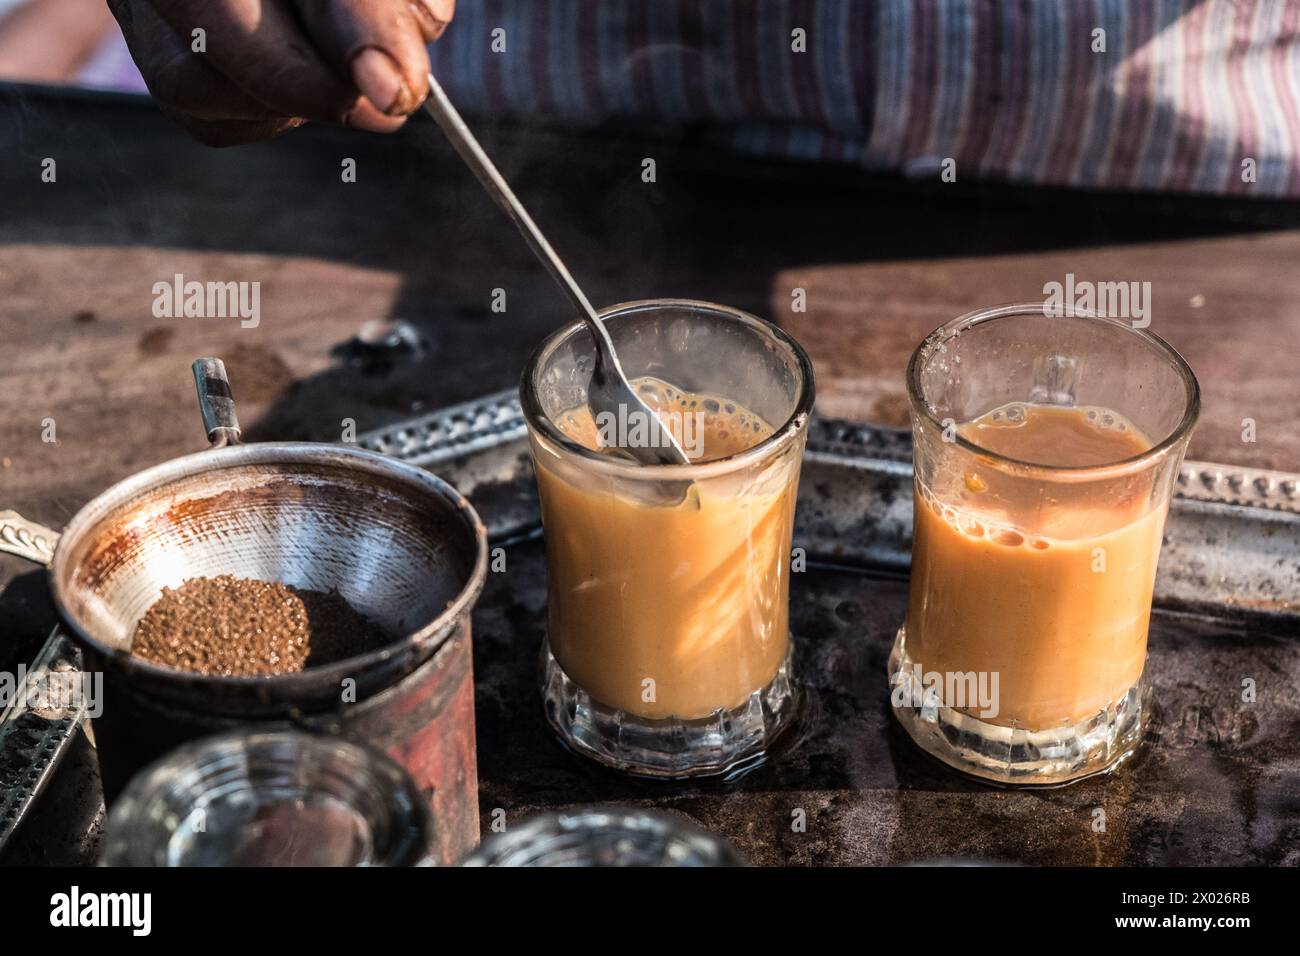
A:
[108,0,453,145]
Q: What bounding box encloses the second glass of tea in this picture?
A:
[521,299,814,778]
[894,303,1199,786]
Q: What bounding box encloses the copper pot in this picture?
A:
[0,359,488,864]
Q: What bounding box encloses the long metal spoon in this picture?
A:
[421,73,690,466]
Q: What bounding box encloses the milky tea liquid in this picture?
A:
[905,402,1165,729]
[536,377,799,720]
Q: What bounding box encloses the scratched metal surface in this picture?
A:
[3,390,1298,864]
[471,537,1300,866]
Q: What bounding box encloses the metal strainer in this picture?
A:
[0,359,487,853]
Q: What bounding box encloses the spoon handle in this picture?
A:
[421,74,612,346]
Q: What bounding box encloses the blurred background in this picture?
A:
[0,0,138,90]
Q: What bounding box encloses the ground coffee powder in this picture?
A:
[130,575,385,676]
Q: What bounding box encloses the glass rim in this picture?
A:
[460,807,746,866]
[905,302,1202,479]
[519,298,816,479]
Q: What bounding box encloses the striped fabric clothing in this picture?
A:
[426,0,1300,197]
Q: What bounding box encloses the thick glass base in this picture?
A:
[539,640,798,780]
[888,626,1148,787]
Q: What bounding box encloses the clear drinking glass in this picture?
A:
[521,299,815,779]
[459,807,745,866]
[892,303,1199,785]
[99,729,431,866]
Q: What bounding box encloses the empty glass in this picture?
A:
[100,729,431,866]
[460,807,744,866]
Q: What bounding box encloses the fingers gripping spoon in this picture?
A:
[421,74,691,467]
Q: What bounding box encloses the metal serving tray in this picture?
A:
[3,392,1298,865]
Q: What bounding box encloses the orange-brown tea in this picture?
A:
[905,403,1162,728]
[537,377,798,719]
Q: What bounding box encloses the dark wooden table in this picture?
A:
[2,83,1299,862]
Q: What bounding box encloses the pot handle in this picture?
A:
[0,510,59,567]
[193,357,242,447]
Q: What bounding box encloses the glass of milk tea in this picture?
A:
[893,302,1200,786]
[521,299,815,778]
